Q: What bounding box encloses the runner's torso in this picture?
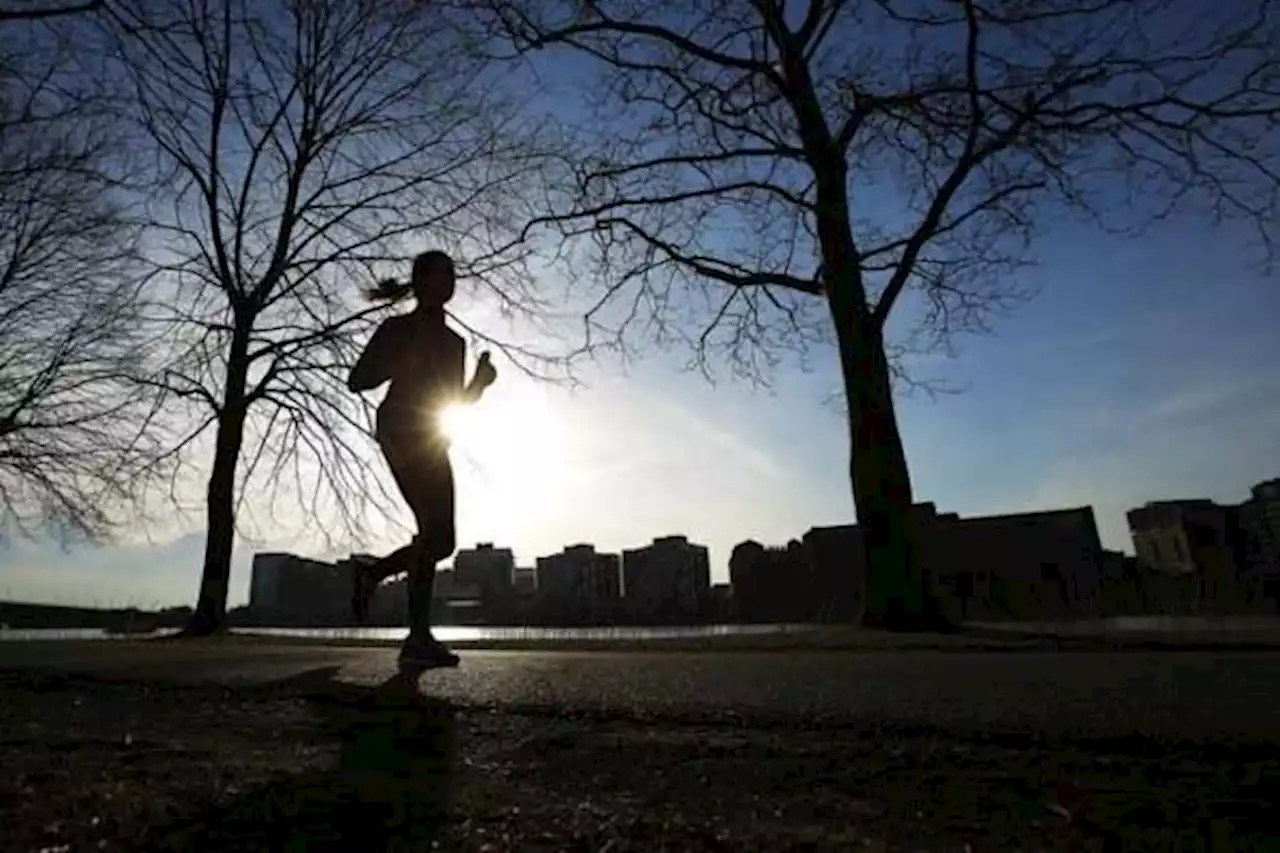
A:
[374,313,464,444]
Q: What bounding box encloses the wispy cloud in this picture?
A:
[1026,374,1280,550]
[659,397,786,482]
[1086,368,1280,435]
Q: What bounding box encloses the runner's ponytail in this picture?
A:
[364,278,413,303]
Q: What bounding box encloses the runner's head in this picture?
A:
[411,250,456,308]
[362,250,456,305]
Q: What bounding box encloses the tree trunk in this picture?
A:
[183,333,250,636]
[803,121,950,630]
[827,282,952,632]
[833,306,916,621]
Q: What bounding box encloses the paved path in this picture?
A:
[4,640,1279,741]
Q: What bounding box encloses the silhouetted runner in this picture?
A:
[347,250,497,670]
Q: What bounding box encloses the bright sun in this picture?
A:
[436,402,481,447]
[434,384,566,499]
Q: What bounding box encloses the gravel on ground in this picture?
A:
[1,671,1276,852]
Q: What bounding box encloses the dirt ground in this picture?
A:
[1,671,1276,852]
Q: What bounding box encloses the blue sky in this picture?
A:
[2,214,1275,609]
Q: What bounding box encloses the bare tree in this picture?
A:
[100,0,554,634]
[482,0,1280,628]
[0,31,164,542]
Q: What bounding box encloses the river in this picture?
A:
[0,623,815,642]
[2,616,1279,642]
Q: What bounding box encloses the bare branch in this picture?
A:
[0,33,170,540]
[0,1,101,22]
[85,0,568,626]
[481,0,1279,387]
[496,1,784,79]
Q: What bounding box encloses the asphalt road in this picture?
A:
[2,640,1278,741]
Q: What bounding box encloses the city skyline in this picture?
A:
[4,445,1277,613]
[10,474,1270,626]
[234,478,1280,629]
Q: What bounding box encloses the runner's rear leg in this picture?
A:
[352,540,423,625]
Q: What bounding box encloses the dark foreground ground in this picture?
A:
[3,642,1280,851]
[5,639,1280,740]
[3,671,1279,853]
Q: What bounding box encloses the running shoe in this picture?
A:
[398,636,460,669]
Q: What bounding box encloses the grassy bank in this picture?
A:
[2,670,1275,852]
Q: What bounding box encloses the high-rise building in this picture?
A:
[1239,479,1280,568]
[730,503,1106,623]
[925,505,1104,620]
[728,539,814,622]
[802,502,965,623]
[802,525,866,622]
[536,544,620,601]
[512,567,537,596]
[249,552,289,612]
[535,544,620,621]
[1126,499,1241,611]
[1127,500,1224,576]
[453,543,515,600]
[432,568,482,602]
[622,535,710,623]
[1237,478,1280,606]
[249,552,348,623]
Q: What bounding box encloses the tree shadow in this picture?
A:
[145,665,458,852]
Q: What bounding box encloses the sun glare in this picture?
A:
[436,403,476,445]
[434,385,567,505]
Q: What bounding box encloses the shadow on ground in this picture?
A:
[143,666,458,852]
[5,663,1278,851]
